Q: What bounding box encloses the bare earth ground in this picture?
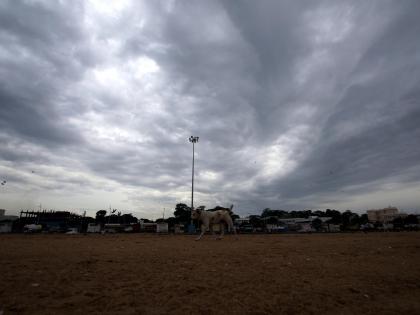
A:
[0,233,419,315]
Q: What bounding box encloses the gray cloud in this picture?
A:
[0,0,419,216]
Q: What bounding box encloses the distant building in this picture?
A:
[156,222,168,233]
[0,222,12,233]
[19,210,79,232]
[367,207,407,223]
[0,209,18,221]
[140,221,157,232]
[174,224,184,234]
[234,217,250,225]
[87,223,101,233]
[325,224,341,233]
[278,218,311,232]
[0,210,19,233]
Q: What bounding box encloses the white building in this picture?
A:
[156,222,168,233]
[367,207,406,223]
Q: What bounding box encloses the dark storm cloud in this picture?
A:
[0,88,82,146]
[219,0,325,143]
[155,0,420,211]
[255,1,420,208]
[0,0,91,147]
[227,9,419,211]
[1,0,419,215]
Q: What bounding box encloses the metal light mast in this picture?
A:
[189,136,199,212]
[189,136,199,232]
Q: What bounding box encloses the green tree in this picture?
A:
[231,213,240,221]
[106,214,119,224]
[249,215,263,228]
[261,208,272,218]
[121,213,138,224]
[326,209,342,225]
[341,211,359,230]
[312,218,323,231]
[95,210,107,227]
[359,214,369,225]
[301,210,313,218]
[174,203,191,224]
[165,217,177,229]
[393,217,404,229]
[314,210,327,217]
[261,208,288,218]
[404,214,419,225]
[266,216,279,225]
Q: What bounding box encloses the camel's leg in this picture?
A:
[225,216,238,240]
[195,224,206,241]
[217,223,225,240]
[209,224,217,239]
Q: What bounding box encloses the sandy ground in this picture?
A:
[0,232,419,315]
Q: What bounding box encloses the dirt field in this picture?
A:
[0,232,419,315]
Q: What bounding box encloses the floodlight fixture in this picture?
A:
[189,136,199,143]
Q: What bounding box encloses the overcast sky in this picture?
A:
[1,0,419,218]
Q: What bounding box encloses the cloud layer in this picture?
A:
[1,0,419,217]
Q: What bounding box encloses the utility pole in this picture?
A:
[188,136,199,233]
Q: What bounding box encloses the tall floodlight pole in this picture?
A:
[189,136,199,231]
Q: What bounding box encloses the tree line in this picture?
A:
[11,204,419,233]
